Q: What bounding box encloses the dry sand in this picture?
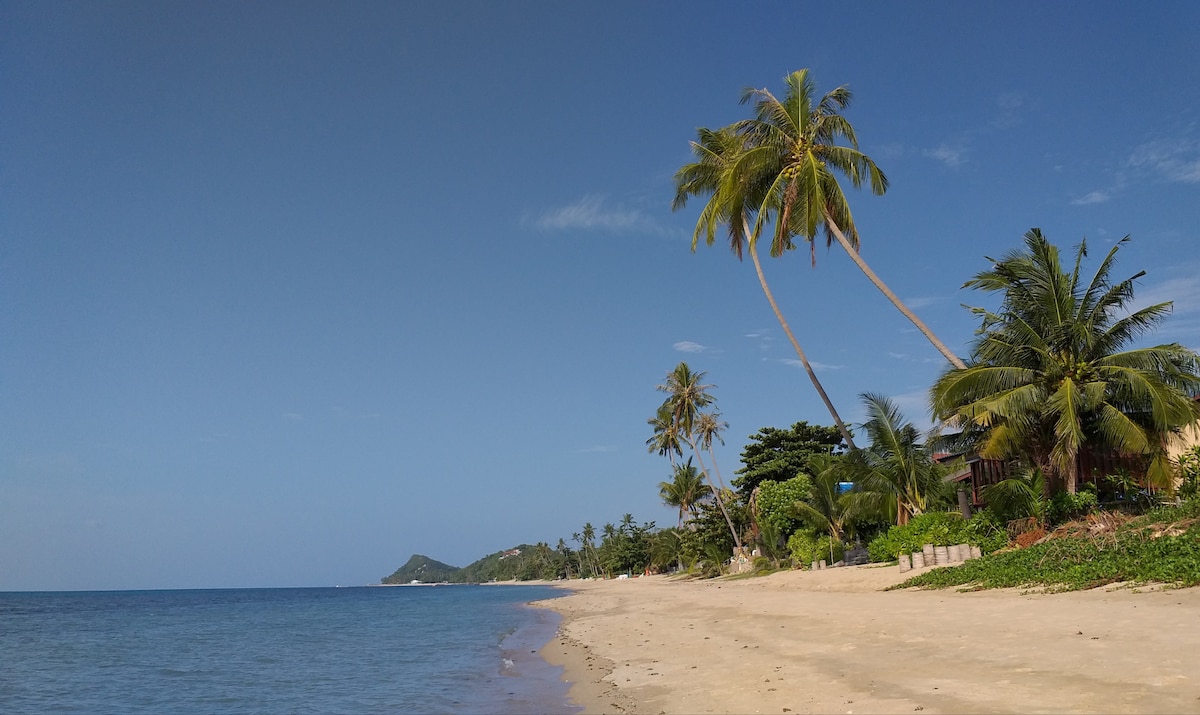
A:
[532,565,1200,714]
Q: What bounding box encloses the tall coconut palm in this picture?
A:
[674,126,858,448]
[658,458,713,527]
[736,69,967,370]
[655,362,742,549]
[931,229,1200,494]
[849,393,948,525]
[645,404,684,467]
[695,411,731,491]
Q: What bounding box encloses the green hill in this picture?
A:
[381,554,461,584]
[381,543,564,584]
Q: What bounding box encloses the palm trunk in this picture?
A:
[824,214,968,371]
[686,436,742,550]
[706,445,729,492]
[748,235,858,449]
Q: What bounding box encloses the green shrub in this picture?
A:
[867,511,1006,562]
[788,530,844,567]
[1177,446,1200,501]
[1048,487,1099,523]
[756,475,813,535]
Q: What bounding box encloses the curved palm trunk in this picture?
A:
[685,436,742,551]
[748,236,858,449]
[824,215,968,370]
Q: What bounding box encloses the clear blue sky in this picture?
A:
[3,2,1198,590]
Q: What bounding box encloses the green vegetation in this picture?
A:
[867,512,1007,563]
[381,555,461,584]
[932,230,1200,496]
[895,501,1200,592]
[381,545,571,584]
[733,422,844,495]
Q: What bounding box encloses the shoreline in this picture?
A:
[532,566,1200,714]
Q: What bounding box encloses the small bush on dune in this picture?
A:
[788,530,844,567]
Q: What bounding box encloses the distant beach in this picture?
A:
[534,567,1200,714]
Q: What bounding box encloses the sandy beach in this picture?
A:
[533,565,1200,714]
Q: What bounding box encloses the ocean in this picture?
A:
[0,585,578,714]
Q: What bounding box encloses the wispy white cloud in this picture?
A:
[282,412,303,421]
[782,358,844,371]
[1071,190,1112,206]
[673,340,707,353]
[991,91,1024,129]
[923,143,968,168]
[1133,273,1200,315]
[902,296,943,310]
[532,195,659,232]
[875,142,907,160]
[1127,138,1200,184]
[887,352,909,360]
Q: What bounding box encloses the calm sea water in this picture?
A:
[0,585,578,714]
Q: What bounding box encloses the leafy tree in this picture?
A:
[658,458,713,527]
[673,123,856,448]
[596,514,656,576]
[932,230,1200,495]
[733,421,845,495]
[754,474,812,536]
[684,496,751,564]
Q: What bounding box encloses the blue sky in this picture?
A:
[3,2,1198,590]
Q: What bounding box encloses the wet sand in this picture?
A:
[533,565,1200,714]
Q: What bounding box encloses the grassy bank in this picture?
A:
[894,501,1200,592]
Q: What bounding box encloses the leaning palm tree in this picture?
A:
[736,69,967,370]
[658,458,713,527]
[655,362,742,549]
[849,393,948,525]
[674,125,858,448]
[931,229,1200,494]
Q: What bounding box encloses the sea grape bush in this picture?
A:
[755,475,813,536]
[867,511,1006,562]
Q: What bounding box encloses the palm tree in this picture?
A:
[580,523,599,577]
[658,458,713,527]
[931,229,1200,494]
[674,126,858,448]
[694,411,730,491]
[850,393,948,525]
[736,69,967,370]
[645,404,684,467]
[789,453,854,542]
[655,362,743,549]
